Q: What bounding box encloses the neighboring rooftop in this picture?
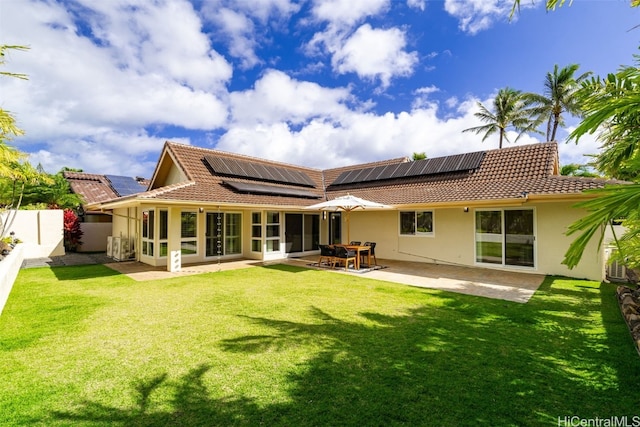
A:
[63,171,149,205]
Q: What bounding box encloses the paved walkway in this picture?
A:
[22,252,113,268]
[22,253,544,303]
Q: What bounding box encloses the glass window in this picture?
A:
[142,210,155,256]
[400,211,434,235]
[181,211,197,255]
[251,212,262,253]
[158,209,168,258]
[159,210,168,240]
[266,211,280,252]
[252,212,261,225]
[225,213,241,255]
[181,212,197,238]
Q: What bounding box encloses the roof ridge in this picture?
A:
[484,141,555,154]
[165,140,321,172]
[139,181,196,198]
[323,157,409,173]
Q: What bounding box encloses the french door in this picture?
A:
[206,212,241,257]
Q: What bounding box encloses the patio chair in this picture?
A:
[333,245,357,271]
[349,241,361,245]
[318,244,335,267]
[362,242,377,266]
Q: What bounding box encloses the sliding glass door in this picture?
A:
[285,213,320,253]
[475,209,535,268]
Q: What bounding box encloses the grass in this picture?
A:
[1,264,639,426]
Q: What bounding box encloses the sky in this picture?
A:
[0,0,639,178]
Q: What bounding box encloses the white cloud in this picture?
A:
[229,69,353,125]
[74,0,232,92]
[208,7,261,69]
[407,0,426,11]
[443,0,535,34]
[412,85,440,109]
[311,0,389,26]
[331,24,418,88]
[305,0,416,89]
[228,0,301,23]
[28,131,185,176]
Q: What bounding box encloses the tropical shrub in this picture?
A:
[63,208,83,252]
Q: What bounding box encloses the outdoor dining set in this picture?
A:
[318,241,377,271]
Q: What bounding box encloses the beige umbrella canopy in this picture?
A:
[305,194,391,243]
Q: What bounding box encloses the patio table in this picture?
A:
[334,244,370,270]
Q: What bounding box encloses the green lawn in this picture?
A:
[1,264,639,426]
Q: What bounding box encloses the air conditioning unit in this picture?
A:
[606,247,627,282]
[608,259,627,282]
[112,237,132,261]
[112,237,121,260]
[106,236,113,258]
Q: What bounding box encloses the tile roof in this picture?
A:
[96,141,623,208]
[325,142,620,205]
[145,142,327,207]
[63,171,148,205]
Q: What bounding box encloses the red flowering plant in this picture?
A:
[63,208,83,252]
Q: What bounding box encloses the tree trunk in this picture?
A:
[551,113,560,141]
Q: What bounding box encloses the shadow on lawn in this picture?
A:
[52,364,262,427]
[49,264,121,281]
[51,277,640,426]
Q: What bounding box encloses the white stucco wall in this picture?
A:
[0,210,64,258]
[0,244,24,316]
[346,202,605,281]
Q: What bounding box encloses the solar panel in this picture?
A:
[329,151,485,186]
[367,165,389,181]
[428,157,447,175]
[390,162,412,179]
[204,155,316,187]
[377,164,401,181]
[105,175,147,197]
[223,180,320,199]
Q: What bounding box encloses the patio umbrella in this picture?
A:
[304,194,391,243]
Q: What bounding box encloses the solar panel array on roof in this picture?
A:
[204,155,315,187]
[223,180,320,199]
[330,151,485,186]
[105,175,147,197]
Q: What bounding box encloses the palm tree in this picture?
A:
[526,64,591,142]
[462,87,540,149]
[560,163,598,178]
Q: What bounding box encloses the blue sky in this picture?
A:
[0,0,638,178]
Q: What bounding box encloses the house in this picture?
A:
[63,171,149,253]
[91,141,619,280]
